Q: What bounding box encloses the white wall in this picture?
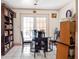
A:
[57,0,76,31]
[13,9,59,44]
[58,0,76,22]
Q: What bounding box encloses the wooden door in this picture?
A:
[60,21,70,45]
[56,21,70,59]
[56,43,69,59]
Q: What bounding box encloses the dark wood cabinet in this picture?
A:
[56,20,75,59]
[1,3,16,55]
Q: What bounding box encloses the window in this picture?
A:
[36,17,47,33]
[21,15,47,41]
[23,17,34,41]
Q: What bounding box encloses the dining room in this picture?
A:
[1,0,77,59]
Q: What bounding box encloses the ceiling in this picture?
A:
[2,0,72,10]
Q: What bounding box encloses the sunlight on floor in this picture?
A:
[2,44,57,59]
[23,45,31,56]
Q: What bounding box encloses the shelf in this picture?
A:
[4,40,9,45]
[5,29,9,31]
[70,44,75,46]
[11,40,14,41]
[68,55,75,57]
[4,44,14,55]
[5,36,9,37]
[9,34,13,36]
[5,40,13,45]
[4,15,12,19]
[9,23,13,24]
[69,45,75,49]
[5,34,13,37]
[9,28,13,30]
[5,29,13,31]
[5,22,13,24]
[4,16,9,19]
[4,22,9,24]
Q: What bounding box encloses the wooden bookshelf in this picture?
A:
[1,3,16,55]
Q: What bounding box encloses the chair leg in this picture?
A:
[44,51,46,57]
[34,52,36,58]
[52,42,53,51]
[30,43,32,52]
[22,45,24,53]
[30,42,33,52]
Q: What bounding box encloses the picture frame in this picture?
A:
[51,13,57,18]
[66,10,72,17]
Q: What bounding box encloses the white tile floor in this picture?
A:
[2,44,57,59]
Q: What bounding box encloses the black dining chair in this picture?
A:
[21,31,24,53]
[21,31,30,53]
[33,38,47,58]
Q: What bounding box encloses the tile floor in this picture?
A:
[1,44,57,59]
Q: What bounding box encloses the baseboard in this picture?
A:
[14,43,21,46]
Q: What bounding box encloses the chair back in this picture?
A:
[21,31,24,44]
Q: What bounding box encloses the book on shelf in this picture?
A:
[9,24,13,29]
[4,19,9,23]
[10,36,13,41]
[5,46,7,52]
[7,44,9,49]
[69,49,74,56]
[10,42,13,47]
[4,31,8,36]
[5,37,10,44]
[9,20,12,23]
[9,31,13,34]
[9,12,11,18]
[4,16,9,21]
[5,25,10,29]
[4,8,9,16]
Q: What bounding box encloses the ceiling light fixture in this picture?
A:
[33,0,39,13]
[34,0,38,5]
